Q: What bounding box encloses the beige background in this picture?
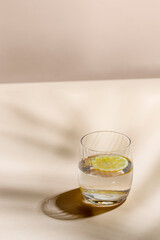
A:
[0,79,160,239]
[1,0,160,83]
[0,1,160,238]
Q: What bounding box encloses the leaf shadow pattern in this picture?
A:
[41,188,125,220]
[0,100,85,159]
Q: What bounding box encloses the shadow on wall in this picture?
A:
[0,0,160,82]
[1,1,160,83]
[1,41,91,82]
[2,41,160,83]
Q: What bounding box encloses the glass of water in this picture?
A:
[78,131,133,206]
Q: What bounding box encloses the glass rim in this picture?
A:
[80,130,131,153]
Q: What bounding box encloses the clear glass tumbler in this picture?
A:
[78,131,133,206]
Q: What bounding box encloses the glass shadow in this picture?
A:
[41,188,125,220]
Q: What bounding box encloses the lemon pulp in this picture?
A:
[91,155,128,172]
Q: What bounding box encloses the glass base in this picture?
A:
[81,189,129,207]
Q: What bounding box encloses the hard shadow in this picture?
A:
[41,188,125,220]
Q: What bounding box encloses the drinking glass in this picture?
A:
[78,131,133,206]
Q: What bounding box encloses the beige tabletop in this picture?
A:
[0,79,160,240]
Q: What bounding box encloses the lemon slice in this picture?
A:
[92,155,128,172]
